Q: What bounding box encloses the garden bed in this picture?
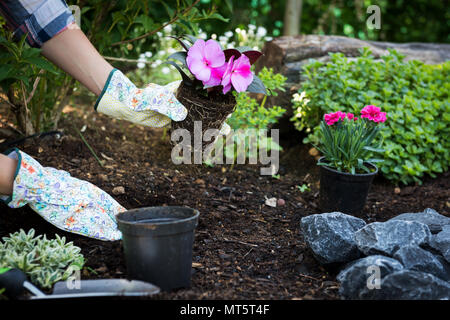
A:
[0,109,448,300]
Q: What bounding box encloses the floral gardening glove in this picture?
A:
[0,149,125,241]
[95,68,231,134]
[95,69,187,128]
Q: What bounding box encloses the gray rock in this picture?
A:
[337,255,404,300]
[300,212,366,264]
[354,220,432,256]
[360,270,450,300]
[390,208,450,234]
[393,245,449,281]
[433,225,450,263]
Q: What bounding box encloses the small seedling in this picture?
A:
[297,184,311,193]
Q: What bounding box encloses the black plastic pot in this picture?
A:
[319,157,378,215]
[116,206,199,291]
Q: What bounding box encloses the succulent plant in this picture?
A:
[0,229,84,289]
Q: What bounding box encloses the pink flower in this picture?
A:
[221,54,253,94]
[186,39,225,84]
[336,111,346,120]
[361,105,381,121]
[324,112,340,125]
[373,112,387,123]
[346,112,355,120]
[324,111,347,125]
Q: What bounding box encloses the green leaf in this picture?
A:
[167,51,187,67]
[163,61,192,84]
[0,65,13,82]
[363,146,385,153]
[25,57,58,74]
[246,76,267,94]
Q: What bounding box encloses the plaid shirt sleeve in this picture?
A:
[0,0,75,48]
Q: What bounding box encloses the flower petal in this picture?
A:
[187,39,206,61]
[204,39,225,68]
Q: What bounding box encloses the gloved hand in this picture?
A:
[94,69,187,128]
[95,68,232,135]
[0,149,125,241]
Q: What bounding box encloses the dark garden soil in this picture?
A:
[0,107,449,300]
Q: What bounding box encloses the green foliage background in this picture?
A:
[200,0,449,43]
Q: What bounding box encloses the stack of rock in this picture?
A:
[300,209,450,299]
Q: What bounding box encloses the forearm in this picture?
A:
[41,23,113,96]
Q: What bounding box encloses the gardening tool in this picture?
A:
[0,268,160,300]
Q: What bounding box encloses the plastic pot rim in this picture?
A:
[116,206,200,228]
[318,156,378,177]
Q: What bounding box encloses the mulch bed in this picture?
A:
[0,108,448,300]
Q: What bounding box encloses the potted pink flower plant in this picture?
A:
[167,36,266,150]
[316,105,386,215]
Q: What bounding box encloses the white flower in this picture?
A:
[167,47,176,54]
[265,36,273,41]
[211,33,217,39]
[139,53,146,60]
[145,51,153,58]
[293,91,307,102]
[157,31,162,37]
[235,27,241,34]
[252,46,259,50]
[257,26,267,37]
[248,24,256,30]
[199,32,207,39]
[219,36,228,42]
[224,31,233,38]
[162,67,170,74]
[158,50,166,57]
[154,59,162,66]
[137,62,146,69]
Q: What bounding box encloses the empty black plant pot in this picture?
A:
[319,157,378,216]
[116,206,199,291]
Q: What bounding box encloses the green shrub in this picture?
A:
[291,48,450,185]
[0,229,84,289]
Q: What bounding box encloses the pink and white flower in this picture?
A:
[221,55,253,94]
[186,39,225,85]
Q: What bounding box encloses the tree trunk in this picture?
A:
[283,0,303,36]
